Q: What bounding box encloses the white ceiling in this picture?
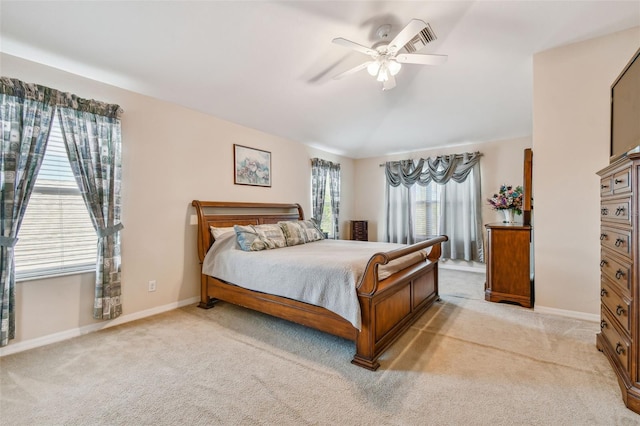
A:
[1,1,639,159]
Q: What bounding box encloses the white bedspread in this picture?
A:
[201,234,427,330]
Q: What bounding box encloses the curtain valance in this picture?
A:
[385,152,481,187]
[0,77,123,119]
[311,158,340,171]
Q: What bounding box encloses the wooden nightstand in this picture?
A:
[350,220,368,241]
[484,222,533,308]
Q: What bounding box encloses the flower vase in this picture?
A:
[502,209,516,224]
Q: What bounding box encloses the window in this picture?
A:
[414,182,441,241]
[14,114,97,280]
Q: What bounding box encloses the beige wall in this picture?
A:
[532,27,640,318]
[353,137,531,249]
[1,53,354,348]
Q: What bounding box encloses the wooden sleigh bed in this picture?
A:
[192,200,448,370]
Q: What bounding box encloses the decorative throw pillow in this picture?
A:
[253,223,287,248]
[234,225,274,251]
[278,221,307,246]
[298,219,325,242]
[210,226,235,240]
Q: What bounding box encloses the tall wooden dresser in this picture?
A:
[597,154,640,414]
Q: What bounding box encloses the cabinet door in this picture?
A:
[485,225,532,307]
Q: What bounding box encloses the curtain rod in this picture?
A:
[378,152,483,167]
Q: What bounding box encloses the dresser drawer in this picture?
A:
[600,226,632,259]
[600,251,632,293]
[600,306,631,373]
[613,167,632,195]
[601,176,613,196]
[601,198,631,224]
[601,279,632,334]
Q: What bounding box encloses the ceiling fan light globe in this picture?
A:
[377,68,389,82]
[388,60,402,76]
[367,61,381,76]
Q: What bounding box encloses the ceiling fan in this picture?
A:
[332,19,447,91]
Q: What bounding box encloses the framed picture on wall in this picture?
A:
[233,144,272,187]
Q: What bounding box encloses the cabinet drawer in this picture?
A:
[601,198,631,224]
[613,167,632,194]
[600,306,631,373]
[600,176,613,196]
[601,279,632,334]
[600,226,632,259]
[600,251,632,293]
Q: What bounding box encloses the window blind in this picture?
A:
[415,183,441,239]
[14,115,97,280]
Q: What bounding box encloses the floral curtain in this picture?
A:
[384,152,484,261]
[0,82,57,346]
[58,108,123,319]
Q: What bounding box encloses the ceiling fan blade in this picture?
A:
[387,19,427,55]
[332,37,377,56]
[395,53,448,65]
[382,74,396,91]
[333,61,374,80]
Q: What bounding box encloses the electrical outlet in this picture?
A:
[190,215,198,225]
[148,280,157,292]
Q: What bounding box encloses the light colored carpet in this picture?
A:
[1,269,639,425]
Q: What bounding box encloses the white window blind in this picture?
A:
[415,183,441,240]
[14,115,97,280]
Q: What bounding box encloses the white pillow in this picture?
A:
[210,226,235,240]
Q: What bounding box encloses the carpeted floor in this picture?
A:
[1,269,639,425]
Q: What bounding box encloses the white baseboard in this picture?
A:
[0,296,200,357]
[534,305,599,323]
[439,262,485,273]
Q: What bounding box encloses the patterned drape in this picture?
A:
[0,90,56,346]
[58,108,123,320]
[0,77,123,336]
[384,152,484,261]
[311,158,341,239]
[311,158,328,224]
[328,162,341,239]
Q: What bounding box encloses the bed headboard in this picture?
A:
[191,200,304,263]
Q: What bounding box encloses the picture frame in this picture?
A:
[233,144,272,187]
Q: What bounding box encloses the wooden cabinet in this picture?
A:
[350,220,368,241]
[484,223,533,308]
[597,155,640,414]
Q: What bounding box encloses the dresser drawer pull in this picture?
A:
[600,260,608,267]
[615,238,625,247]
[601,320,608,329]
[615,179,624,184]
[600,233,607,240]
[602,208,609,215]
[615,207,625,216]
[602,184,610,189]
[601,288,608,297]
[616,305,626,316]
[616,269,625,279]
[616,343,625,355]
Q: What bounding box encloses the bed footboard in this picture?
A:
[352,236,448,370]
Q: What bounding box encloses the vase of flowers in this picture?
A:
[487,184,523,223]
